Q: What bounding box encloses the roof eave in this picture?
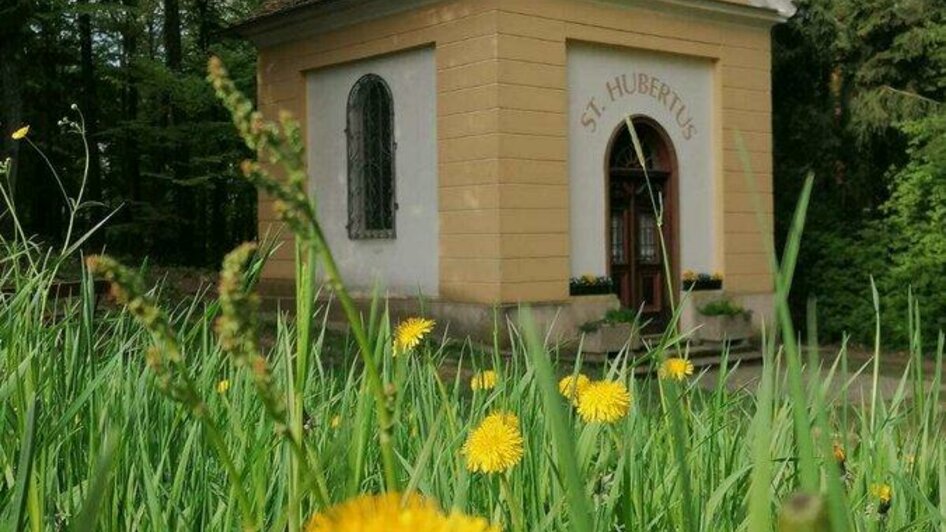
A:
[227,0,344,42]
[229,0,794,47]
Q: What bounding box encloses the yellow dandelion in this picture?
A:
[870,482,892,515]
[833,442,846,463]
[331,415,342,429]
[470,370,498,391]
[658,358,694,381]
[462,411,524,474]
[216,379,230,394]
[305,492,498,532]
[558,374,591,405]
[577,380,631,424]
[11,125,29,140]
[393,317,435,356]
[870,483,892,504]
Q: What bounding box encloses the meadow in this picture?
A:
[1,59,945,531]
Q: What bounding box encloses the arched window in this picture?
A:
[608,124,670,173]
[347,74,396,239]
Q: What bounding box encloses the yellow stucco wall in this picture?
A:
[253,0,776,303]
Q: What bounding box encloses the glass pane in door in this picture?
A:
[611,212,625,264]
[637,212,658,263]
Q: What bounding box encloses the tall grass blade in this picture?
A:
[520,310,593,532]
[747,325,775,531]
[11,397,39,532]
[71,426,120,531]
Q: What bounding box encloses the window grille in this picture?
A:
[637,212,658,263]
[611,212,626,264]
[347,74,396,239]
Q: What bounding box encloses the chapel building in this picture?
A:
[235,0,793,342]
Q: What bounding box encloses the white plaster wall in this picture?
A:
[306,47,438,296]
[567,43,717,278]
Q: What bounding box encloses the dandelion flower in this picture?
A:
[11,125,29,140]
[870,483,892,503]
[558,374,591,404]
[870,483,892,514]
[470,370,498,391]
[658,358,694,381]
[393,317,435,355]
[331,415,342,429]
[305,492,497,532]
[216,379,230,394]
[832,442,846,463]
[463,411,524,474]
[577,380,631,423]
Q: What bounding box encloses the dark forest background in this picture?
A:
[1,0,261,266]
[1,0,945,345]
[773,0,945,345]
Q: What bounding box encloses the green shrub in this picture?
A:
[578,308,639,333]
[604,308,637,324]
[699,298,749,318]
[795,111,946,347]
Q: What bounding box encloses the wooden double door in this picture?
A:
[607,122,675,331]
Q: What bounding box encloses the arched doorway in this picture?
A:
[606,118,677,331]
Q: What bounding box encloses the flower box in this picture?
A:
[696,308,753,343]
[569,275,614,297]
[683,278,722,291]
[580,322,641,354]
[570,284,614,296]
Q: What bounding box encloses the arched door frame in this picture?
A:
[603,115,680,325]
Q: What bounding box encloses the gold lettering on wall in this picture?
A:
[580,73,697,140]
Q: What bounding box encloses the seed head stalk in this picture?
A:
[217,243,331,511]
[86,256,258,530]
[207,57,399,503]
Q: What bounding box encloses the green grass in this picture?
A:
[2,60,946,531]
[0,235,945,530]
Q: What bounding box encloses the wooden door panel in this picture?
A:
[607,120,675,331]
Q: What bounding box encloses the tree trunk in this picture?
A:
[78,0,103,246]
[163,0,193,262]
[196,0,221,261]
[195,0,213,51]
[121,0,141,203]
[163,0,181,71]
